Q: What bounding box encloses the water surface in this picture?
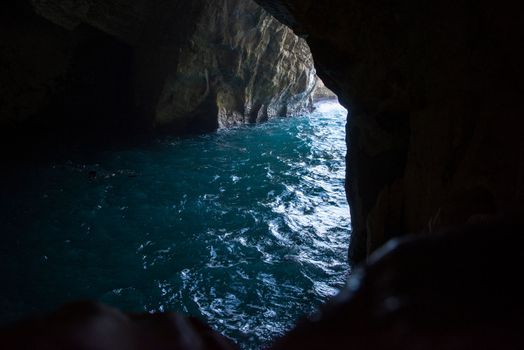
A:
[0,101,350,349]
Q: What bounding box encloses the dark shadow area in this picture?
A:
[1,7,149,163]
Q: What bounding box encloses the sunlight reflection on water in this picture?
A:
[0,101,350,350]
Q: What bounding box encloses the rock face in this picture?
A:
[0,0,316,155]
[155,0,317,133]
[312,79,337,102]
[255,0,524,264]
[3,0,523,266]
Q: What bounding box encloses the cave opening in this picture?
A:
[0,1,353,349]
[3,0,523,349]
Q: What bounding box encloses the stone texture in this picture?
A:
[154,0,317,133]
[312,79,337,102]
[255,0,524,264]
[1,0,317,152]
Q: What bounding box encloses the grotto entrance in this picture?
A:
[0,1,353,349]
[3,0,522,348]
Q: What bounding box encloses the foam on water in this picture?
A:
[0,101,350,349]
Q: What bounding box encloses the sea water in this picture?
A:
[0,101,350,349]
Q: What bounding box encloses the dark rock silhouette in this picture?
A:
[1,216,522,349]
[255,0,524,264]
[270,215,524,349]
[0,302,238,350]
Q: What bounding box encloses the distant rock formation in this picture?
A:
[312,79,337,102]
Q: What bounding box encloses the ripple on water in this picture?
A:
[0,101,350,349]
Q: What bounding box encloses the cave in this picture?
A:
[1,0,523,349]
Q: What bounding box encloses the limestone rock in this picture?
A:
[312,79,337,102]
[154,0,317,133]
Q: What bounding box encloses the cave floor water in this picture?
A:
[0,100,350,349]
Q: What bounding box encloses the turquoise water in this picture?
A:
[0,101,350,349]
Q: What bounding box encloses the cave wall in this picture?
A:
[0,1,179,155]
[4,0,522,266]
[255,0,524,263]
[2,1,522,346]
[1,0,317,152]
[155,0,317,133]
